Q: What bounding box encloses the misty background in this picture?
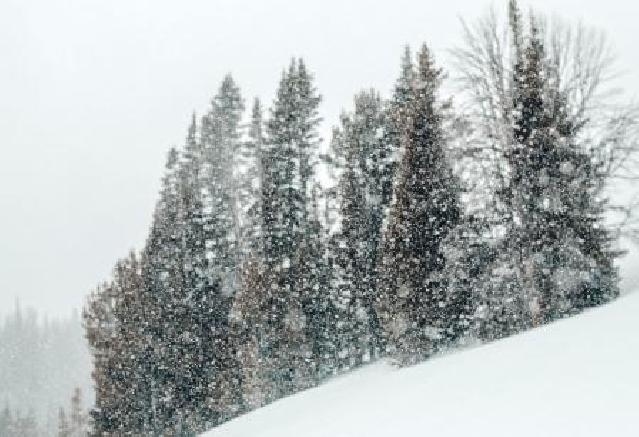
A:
[1,0,638,318]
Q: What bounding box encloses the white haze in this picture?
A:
[1,0,638,317]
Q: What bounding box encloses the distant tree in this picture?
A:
[0,405,14,436]
[57,407,70,437]
[68,387,87,437]
[0,302,91,434]
[14,409,38,437]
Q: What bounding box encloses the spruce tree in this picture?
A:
[331,90,388,369]
[500,8,619,327]
[259,58,322,396]
[109,252,148,432]
[57,407,70,437]
[377,44,462,364]
[176,115,223,429]
[202,75,245,296]
[13,409,38,437]
[84,259,143,435]
[243,98,266,258]
[379,46,415,213]
[231,258,278,409]
[136,148,184,433]
[296,186,337,380]
[68,387,87,437]
[0,406,13,436]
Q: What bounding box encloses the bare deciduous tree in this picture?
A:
[451,2,639,242]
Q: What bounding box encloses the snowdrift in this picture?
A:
[204,292,639,436]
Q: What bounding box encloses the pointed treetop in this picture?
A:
[212,73,244,119]
[416,43,443,93]
[186,112,198,146]
[416,43,434,75]
[220,73,239,95]
[399,45,414,83]
[249,97,263,142]
[298,57,307,75]
[392,45,415,106]
[166,147,179,170]
[401,45,413,72]
[509,0,523,57]
[251,97,262,116]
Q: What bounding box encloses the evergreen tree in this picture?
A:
[57,408,70,437]
[149,117,242,432]
[0,406,13,436]
[242,98,266,258]
[259,58,322,396]
[138,147,184,433]
[176,115,222,429]
[383,46,415,211]
[331,90,388,369]
[296,186,337,380]
[84,278,127,435]
[69,387,86,437]
[85,150,182,435]
[499,7,619,328]
[202,75,245,297]
[0,303,91,434]
[14,409,38,437]
[377,44,463,364]
[231,258,278,409]
[108,252,148,433]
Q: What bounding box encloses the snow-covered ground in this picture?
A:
[205,292,639,436]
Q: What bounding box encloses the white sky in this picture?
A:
[1,0,638,317]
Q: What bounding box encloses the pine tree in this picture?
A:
[84,273,134,435]
[383,46,415,211]
[176,115,222,429]
[14,409,38,437]
[57,407,70,437]
[64,387,87,437]
[202,74,245,297]
[85,93,251,433]
[377,44,463,364]
[199,79,248,426]
[258,58,322,396]
[0,405,13,436]
[149,116,242,432]
[242,98,266,258]
[138,147,184,433]
[84,148,184,435]
[500,7,619,327]
[109,252,148,432]
[231,258,278,409]
[295,185,337,380]
[330,90,388,369]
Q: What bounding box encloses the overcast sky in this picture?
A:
[1,0,638,317]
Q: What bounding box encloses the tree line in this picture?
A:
[83,1,636,435]
[1,387,90,437]
[0,303,91,436]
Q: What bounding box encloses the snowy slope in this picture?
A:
[204,292,639,437]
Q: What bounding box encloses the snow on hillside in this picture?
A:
[205,292,639,437]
